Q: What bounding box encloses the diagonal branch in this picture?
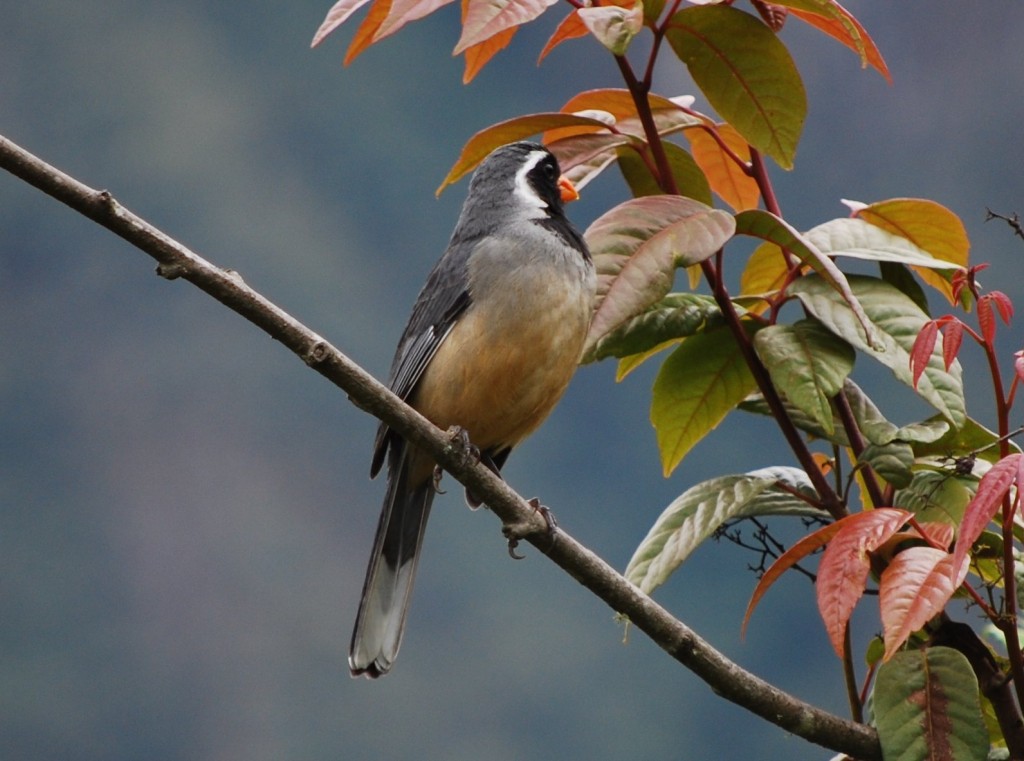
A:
[0,132,880,760]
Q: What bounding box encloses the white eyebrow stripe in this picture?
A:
[513,150,551,212]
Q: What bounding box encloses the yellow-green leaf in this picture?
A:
[665,5,806,169]
[651,325,758,476]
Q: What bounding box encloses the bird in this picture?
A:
[349,141,596,678]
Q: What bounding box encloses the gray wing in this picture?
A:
[370,241,475,477]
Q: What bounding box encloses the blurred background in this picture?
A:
[2,2,1023,759]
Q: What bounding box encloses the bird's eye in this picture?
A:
[542,160,557,180]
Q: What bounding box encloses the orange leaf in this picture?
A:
[462,25,516,82]
[437,112,618,193]
[788,2,891,84]
[538,10,589,64]
[854,198,970,305]
[344,0,393,65]
[311,0,378,48]
[684,124,760,211]
[546,89,690,143]
[879,547,967,659]
[816,509,911,657]
[742,519,842,636]
[454,0,559,55]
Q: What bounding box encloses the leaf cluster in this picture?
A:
[314,0,1024,757]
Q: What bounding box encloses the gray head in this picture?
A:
[455,142,574,238]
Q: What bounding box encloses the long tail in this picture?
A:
[349,445,435,678]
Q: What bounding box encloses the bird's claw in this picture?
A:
[503,497,558,559]
[431,465,446,494]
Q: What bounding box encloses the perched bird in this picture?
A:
[349,141,596,678]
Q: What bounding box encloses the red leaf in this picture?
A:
[978,295,996,344]
[909,320,938,389]
[939,318,963,371]
[454,0,559,55]
[879,547,968,660]
[989,291,1014,324]
[743,520,843,636]
[462,25,516,82]
[951,453,1024,577]
[816,509,911,657]
[311,0,377,47]
[537,10,588,64]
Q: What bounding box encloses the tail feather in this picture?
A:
[349,447,435,678]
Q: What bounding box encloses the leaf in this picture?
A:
[616,142,713,204]
[789,275,966,428]
[854,198,970,305]
[910,321,939,389]
[753,319,854,434]
[894,471,975,528]
[375,0,457,42]
[735,209,879,346]
[816,508,911,657]
[684,123,760,211]
[584,196,735,353]
[547,89,701,144]
[344,0,393,64]
[744,518,843,635]
[578,3,643,56]
[462,25,516,83]
[625,467,823,594]
[311,0,378,47]
[772,0,891,83]
[665,5,806,169]
[437,112,617,193]
[454,0,559,55]
[537,10,588,63]
[582,293,723,363]
[951,453,1024,579]
[874,648,989,761]
[880,547,968,660]
[548,133,634,190]
[860,441,915,489]
[913,415,1021,465]
[806,217,965,273]
[739,241,795,302]
[651,325,759,476]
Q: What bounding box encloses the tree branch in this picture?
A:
[0,133,881,760]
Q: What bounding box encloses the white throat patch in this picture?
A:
[512,150,551,216]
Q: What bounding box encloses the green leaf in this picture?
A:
[578,4,642,56]
[651,325,759,476]
[912,416,1022,464]
[624,467,823,594]
[617,142,713,205]
[753,319,854,435]
[665,5,806,169]
[805,217,965,272]
[789,275,966,428]
[860,441,915,489]
[894,471,975,527]
[874,648,988,761]
[582,292,722,363]
[734,209,880,347]
[583,196,735,354]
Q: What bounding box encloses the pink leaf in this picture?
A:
[454,0,559,55]
[880,547,968,660]
[311,0,378,47]
[951,453,1024,577]
[374,0,457,42]
[816,509,911,657]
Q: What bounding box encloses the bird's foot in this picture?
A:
[504,498,558,559]
[431,465,446,495]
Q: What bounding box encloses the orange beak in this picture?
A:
[558,175,580,203]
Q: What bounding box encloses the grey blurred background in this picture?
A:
[2,2,1023,759]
